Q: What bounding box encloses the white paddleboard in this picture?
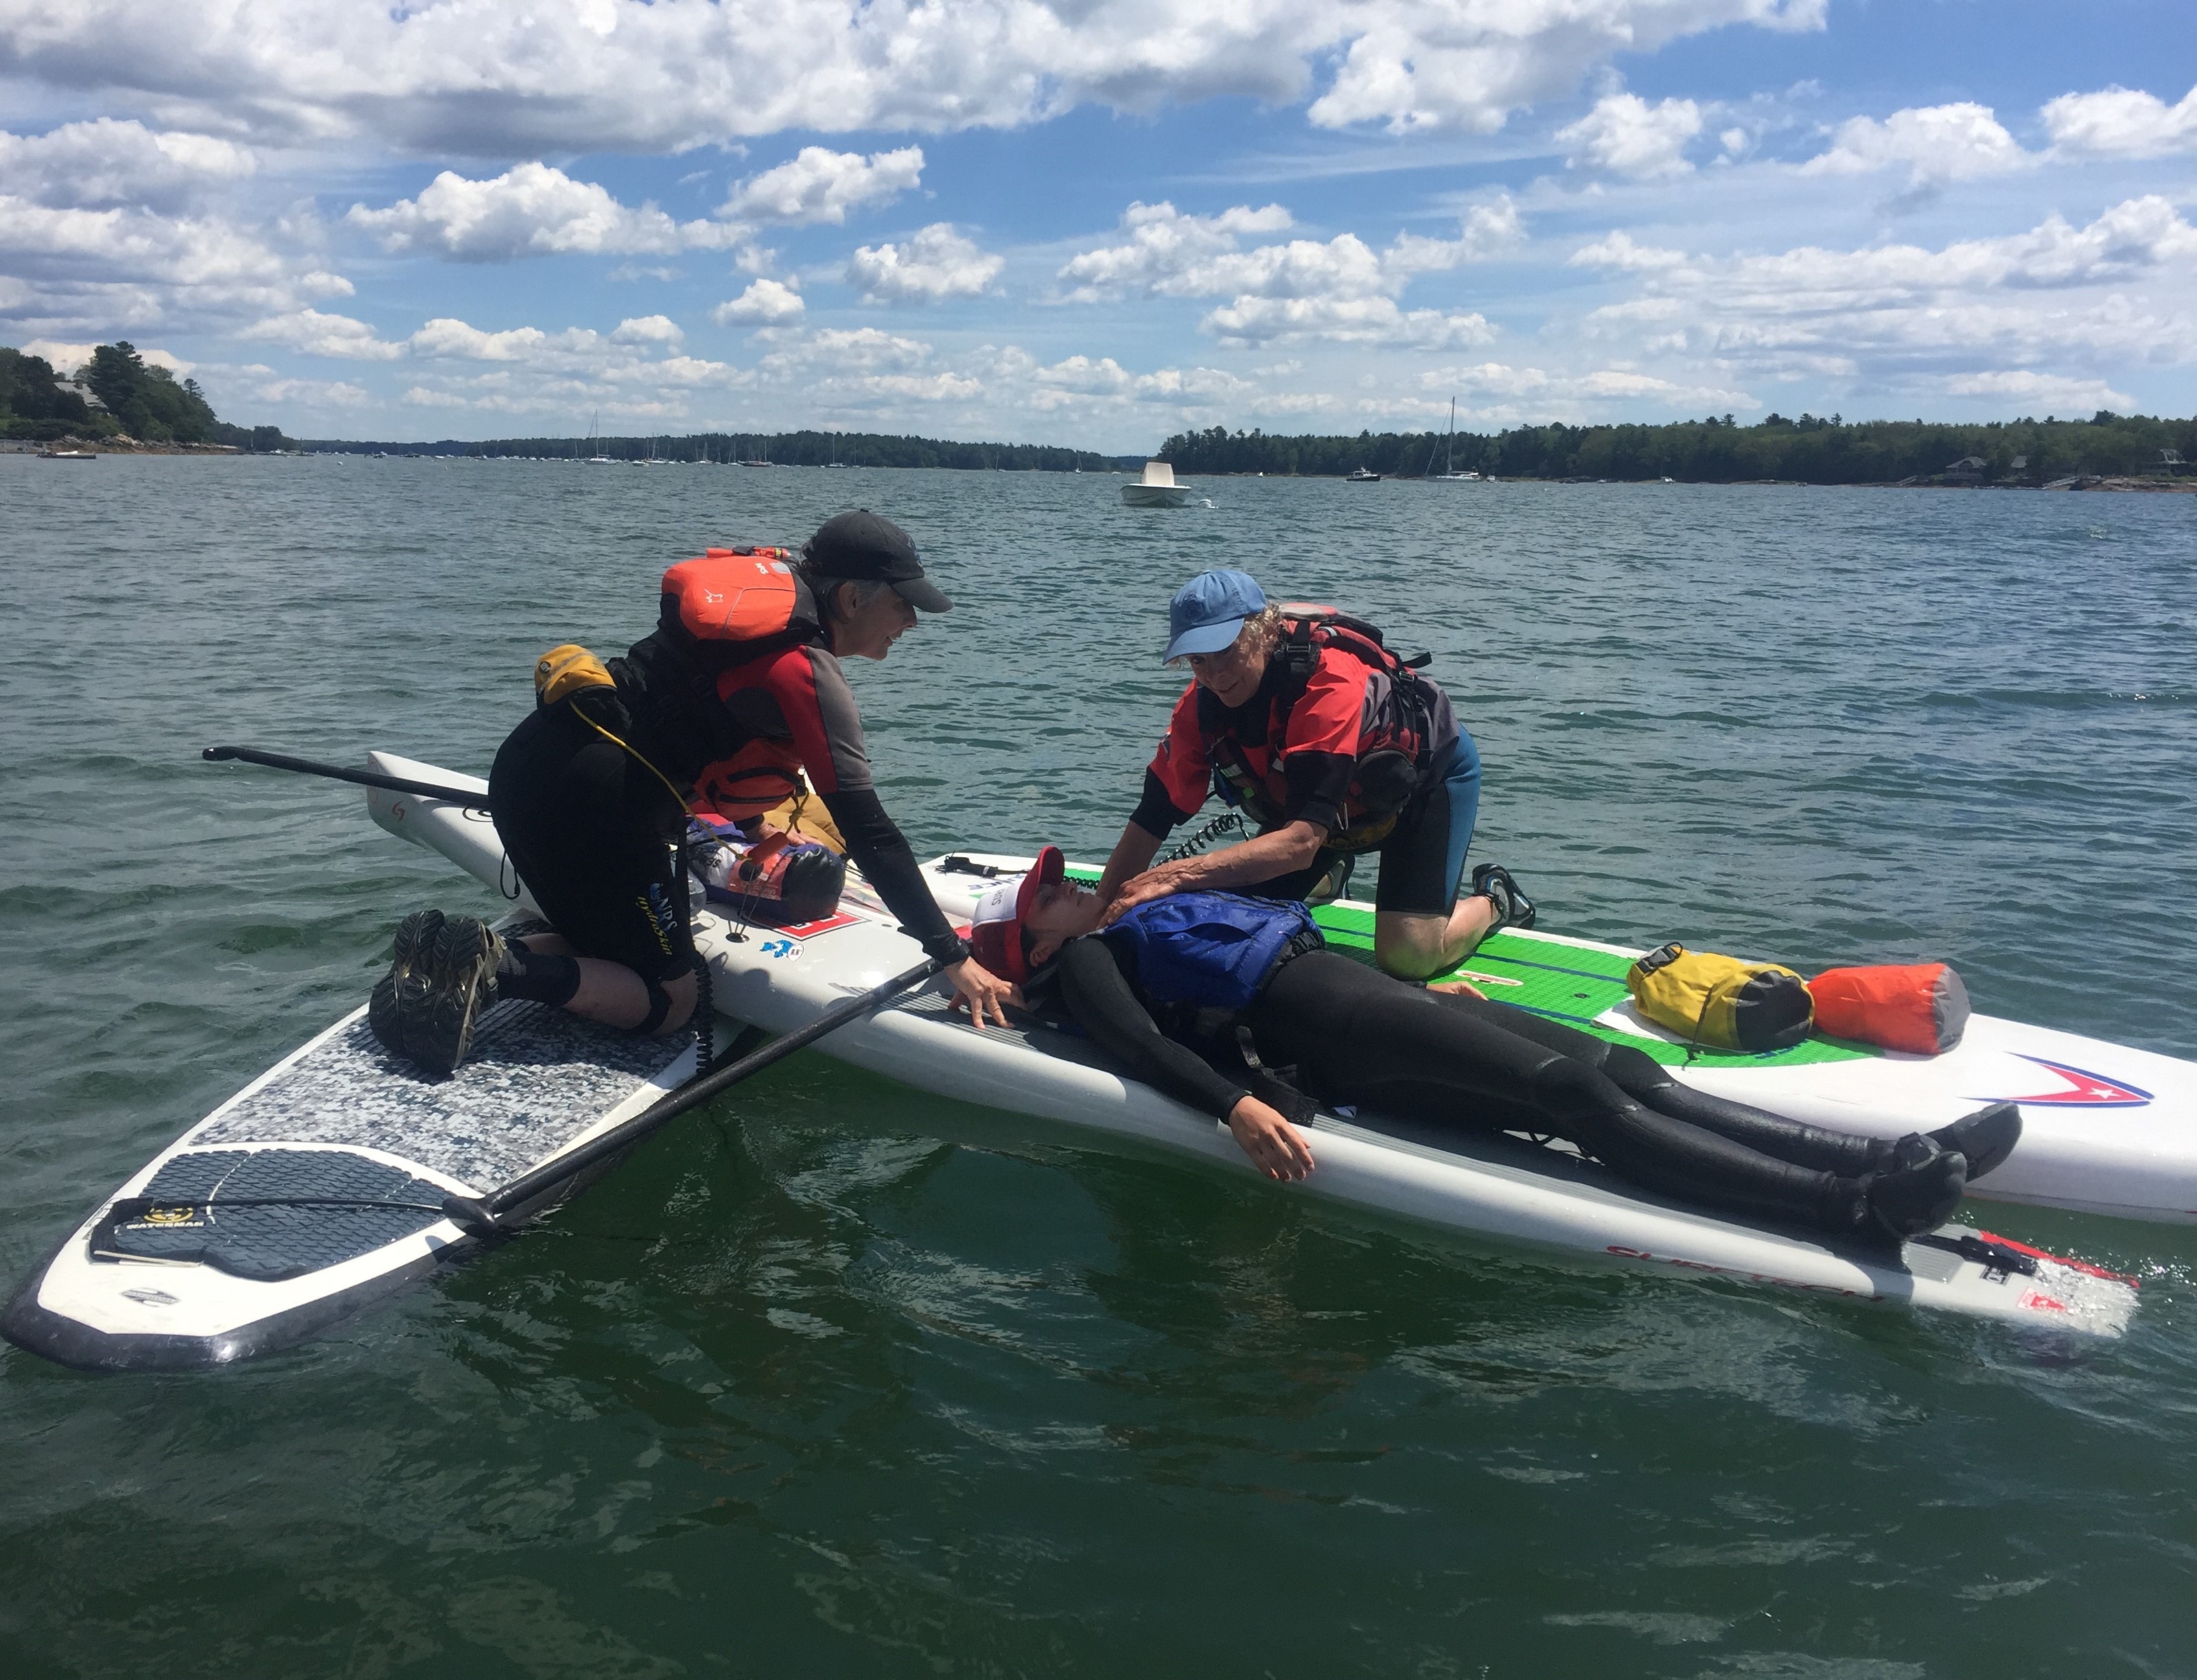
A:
[346,752,2141,1339]
[3,931,695,1371]
[918,852,2197,1227]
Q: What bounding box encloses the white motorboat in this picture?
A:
[1121,460,1192,507]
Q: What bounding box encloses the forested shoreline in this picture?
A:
[1,342,289,450]
[1161,412,2197,485]
[299,428,1118,471]
[13,341,2189,485]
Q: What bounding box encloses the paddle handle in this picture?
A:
[441,957,944,1236]
[202,745,485,806]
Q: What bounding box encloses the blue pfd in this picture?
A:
[1100,892,1323,1012]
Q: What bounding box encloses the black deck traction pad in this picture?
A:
[91,1150,451,1282]
[191,998,692,1189]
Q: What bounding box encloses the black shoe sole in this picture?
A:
[399,915,499,1077]
[369,909,445,1058]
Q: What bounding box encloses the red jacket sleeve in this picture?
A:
[1146,683,1212,817]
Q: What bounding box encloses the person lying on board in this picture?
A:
[971,850,2021,1248]
[368,511,1016,1078]
[1090,568,1533,981]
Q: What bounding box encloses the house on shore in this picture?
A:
[1942,455,1987,486]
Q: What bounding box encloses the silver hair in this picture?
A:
[802,565,892,621]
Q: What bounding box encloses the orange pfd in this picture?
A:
[660,547,797,641]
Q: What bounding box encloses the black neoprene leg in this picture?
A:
[1425,988,1893,1176]
[1257,956,1857,1233]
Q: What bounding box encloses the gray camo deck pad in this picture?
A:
[194,1001,692,1190]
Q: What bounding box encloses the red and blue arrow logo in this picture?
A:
[1995,1055,2153,1108]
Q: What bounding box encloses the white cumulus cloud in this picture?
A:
[2042,82,2197,159]
[1056,202,1297,299]
[1204,295,1496,348]
[1056,196,1515,346]
[0,0,1834,152]
[712,279,806,325]
[1801,102,2031,183]
[1564,196,2197,400]
[1557,93,1704,178]
[0,120,255,211]
[243,307,405,359]
[846,224,1004,303]
[609,314,683,345]
[719,146,924,224]
[347,163,746,261]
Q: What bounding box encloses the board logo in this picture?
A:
[1995,1055,2153,1109]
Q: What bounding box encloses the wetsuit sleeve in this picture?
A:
[760,645,874,795]
[1276,649,1369,832]
[818,786,968,966]
[1129,767,1194,837]
[1058,937,1248,1121]
[1141,684,1212,824]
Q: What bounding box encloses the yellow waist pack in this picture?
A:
[534,644,615,707]
[1627,942,1815,1054]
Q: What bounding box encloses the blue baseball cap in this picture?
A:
[1163,569,1267,663]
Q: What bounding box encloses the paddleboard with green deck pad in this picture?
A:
[1036,856,2196,1225]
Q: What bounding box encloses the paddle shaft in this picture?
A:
[202,745,485,805]
[441,957,943,1235]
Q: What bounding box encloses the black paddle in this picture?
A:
[438,957,944,1238]
[202,744,485,805]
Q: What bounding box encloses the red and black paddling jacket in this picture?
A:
[608,547,966,964]
[1132,611,1459,854]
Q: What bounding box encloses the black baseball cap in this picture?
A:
[804,510,951,612]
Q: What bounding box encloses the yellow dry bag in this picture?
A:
[533,644,615,708]
[1626,942,1815,1054]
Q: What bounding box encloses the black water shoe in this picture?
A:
[1929,1101,2022,1181]
[369,908,445,1060]
[397,914,502,1077]
[1859,1134,1968,1248]
[1471,863,1537,931]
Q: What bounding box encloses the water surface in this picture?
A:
[2,458,2194,1677]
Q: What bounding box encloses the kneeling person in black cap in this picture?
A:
[371,510,1016,1077]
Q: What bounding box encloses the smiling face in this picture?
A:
[830,581,919,660]
[1182,620,1272,709]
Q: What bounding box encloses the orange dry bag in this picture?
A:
[660,547,797,641]
[1806,963,1970,1055]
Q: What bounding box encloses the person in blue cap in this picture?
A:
[1091,568,1531,979]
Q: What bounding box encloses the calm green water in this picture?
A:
[3,457,2195,1677]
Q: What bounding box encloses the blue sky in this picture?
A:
[3,0,2192,449]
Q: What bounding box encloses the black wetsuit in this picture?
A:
[489,574,967,984]
[1053,940,1898,1235]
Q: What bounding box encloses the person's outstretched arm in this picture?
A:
[1056,938,1313,1180]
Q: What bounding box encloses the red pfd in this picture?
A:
[1203,606,1449,852]
[660,547,797,641]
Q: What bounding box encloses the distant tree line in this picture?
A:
[1,341,290,448]
[299,428,1118,471]
[1160,412,2197,485]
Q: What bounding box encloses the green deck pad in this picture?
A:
[1053,866,1865,1069]
[1306,902,1872,1069]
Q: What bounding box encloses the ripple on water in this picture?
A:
[2,462,2195,1675]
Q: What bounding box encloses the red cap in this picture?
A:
[966,847,1065,983]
